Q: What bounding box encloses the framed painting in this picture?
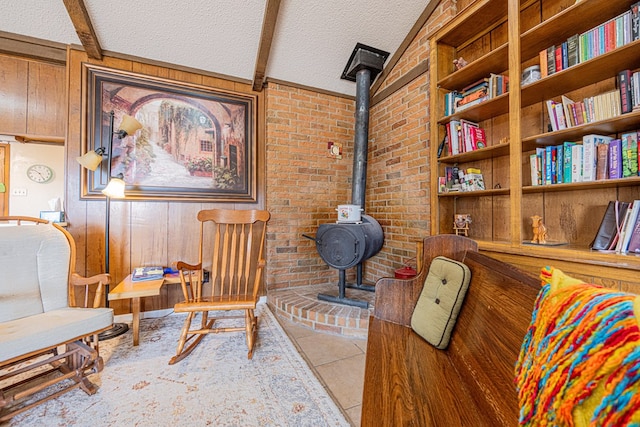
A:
[81,64,257,202]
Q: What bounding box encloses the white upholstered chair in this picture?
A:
[0,217,114,421]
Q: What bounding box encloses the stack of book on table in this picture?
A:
[131,266,165,282]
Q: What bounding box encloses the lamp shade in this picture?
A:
[76,150,104,171]
[102,177,126,199]
[119,115,143,137]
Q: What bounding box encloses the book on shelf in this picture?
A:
[583,134,613,182]
[596,141,610,180]
[529,153,540,186]
[618,69,633,114]
[590,201,630,251]
[608,138,623,179]
[627,208,640,253]
[621,131,639,177]
[633,2,640,41]
[618,200,640,252]
[546,46,556,76]
[546,100,560,131]
[571,144,583,183]
[131,266,165,282]
[563,141,576,183]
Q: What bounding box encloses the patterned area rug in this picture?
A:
[9,304,350,426]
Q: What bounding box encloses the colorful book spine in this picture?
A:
[622,132,639,177]
[545,146,553,185]
[563,142,575,183]
[582,135,598,182]
[571,144,583,183]
[609,139,623,179]
[618,69,633,114]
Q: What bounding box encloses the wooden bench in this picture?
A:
[361,235,540,426]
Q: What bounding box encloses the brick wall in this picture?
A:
[264,1,460,290]
[264,82,355,290]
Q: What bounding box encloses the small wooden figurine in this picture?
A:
[454,214,471,236]
[531,215,547,244]
[453,57,468,70]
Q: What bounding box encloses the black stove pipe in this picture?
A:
[351,67,371,210]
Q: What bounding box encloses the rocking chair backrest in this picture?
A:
[197,209,270,300]
[0,218,72,323]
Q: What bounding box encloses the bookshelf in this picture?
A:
[429,0,640,272]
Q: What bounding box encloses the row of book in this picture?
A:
[443,73,509,116]
[545,68,640,132]
[591,200,640,253]
[529,132,640,186]
[538,3,640,78]
[438,166,486,193]
[441,119,487,156]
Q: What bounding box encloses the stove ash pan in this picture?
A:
[314,215,383,270]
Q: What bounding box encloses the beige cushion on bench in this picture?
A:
[411,256,471,349]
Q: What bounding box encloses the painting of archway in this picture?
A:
[81,64,256,202]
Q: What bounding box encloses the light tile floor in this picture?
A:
[277,315,367,427]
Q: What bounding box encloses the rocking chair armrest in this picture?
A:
[176,261,202,271]
[70,272,111,309]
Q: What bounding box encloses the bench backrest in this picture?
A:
[450,250,540,423]
[0,223,71,323]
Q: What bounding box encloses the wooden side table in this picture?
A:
[108,274,181,346]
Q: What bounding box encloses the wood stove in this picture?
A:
[304,44,389,308]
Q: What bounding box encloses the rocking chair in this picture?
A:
[169,209,270,365]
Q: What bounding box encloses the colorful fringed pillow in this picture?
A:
[514,266,640,426]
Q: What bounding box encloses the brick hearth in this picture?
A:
[268,284,375,339]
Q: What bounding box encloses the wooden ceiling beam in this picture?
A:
[370,0,440,96]
[252,0,282,92]
[62,0,102,60]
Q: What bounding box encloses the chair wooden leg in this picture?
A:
[169,312,215,365]
[245,309,258,360]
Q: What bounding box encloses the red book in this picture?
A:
[555,46,563,72]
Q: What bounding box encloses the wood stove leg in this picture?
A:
[346,264,375,292]
[318,269,369,309]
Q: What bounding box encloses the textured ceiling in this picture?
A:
[0,0,428,96]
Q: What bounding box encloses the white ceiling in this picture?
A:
[0,0,430,96]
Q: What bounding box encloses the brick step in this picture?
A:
[268,284,375,339]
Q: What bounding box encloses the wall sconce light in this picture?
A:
[76,110,143,340]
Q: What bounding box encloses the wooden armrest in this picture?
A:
[176,261,202,271]
[69,272,111,309]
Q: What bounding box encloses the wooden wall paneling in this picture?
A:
[130,201,169,312]
[0,55,28,134]
[66,48,89,274]
[166,202,203,306]
[545,188,616,247]
[492,194,511,241]
[520,1,542,34]
[541,0,578,21]
[27,61,65,137]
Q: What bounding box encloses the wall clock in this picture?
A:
[26,164,54,183]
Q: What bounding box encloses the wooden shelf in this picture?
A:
[10,134,64,144]
[522,110,640,149]
[437,44,508,91]
[438,142,510,163]
[438,187,510,198]
[523,177,640,193]
[437,0,507,47]
[478,239,640,272]
[521,0,633,60]
[430,0,640,276]
[438,93,509,124]
[521,40,640,108]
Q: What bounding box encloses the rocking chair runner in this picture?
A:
[169,209,270,365]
